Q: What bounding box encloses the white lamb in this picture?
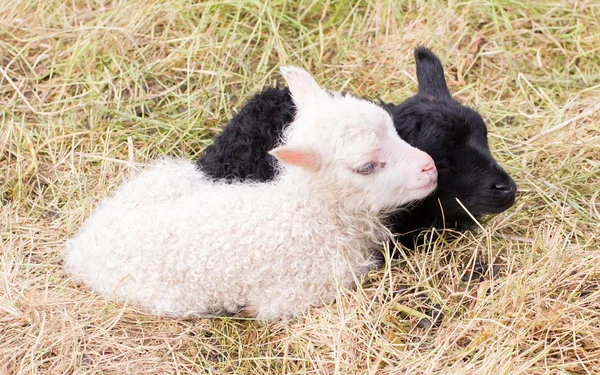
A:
[64,66,438,320]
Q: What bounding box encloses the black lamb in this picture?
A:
[196,47,517,250]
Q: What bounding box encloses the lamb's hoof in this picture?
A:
[417,304,444,329]
[461,260,501,282]
[391,301,444,329]
[580,282,598,297]
[234,307,257,318]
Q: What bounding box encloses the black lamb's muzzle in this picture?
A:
[481,176,518,214]
[483,165,518,209]
[433,168,518,217]
[462,175,518,215]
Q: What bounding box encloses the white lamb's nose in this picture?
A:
[421,160,436,174]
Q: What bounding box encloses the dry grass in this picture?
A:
[1,0,599,374]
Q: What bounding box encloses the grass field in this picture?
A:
[1,0,599,374]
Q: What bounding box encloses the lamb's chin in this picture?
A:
[472,199,516,215]
[379,186,431,212]
[402,182,437,201]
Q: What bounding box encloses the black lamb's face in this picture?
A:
[395,97,516,217]
[392,47,517,219]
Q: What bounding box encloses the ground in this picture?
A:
[1,1,599,374]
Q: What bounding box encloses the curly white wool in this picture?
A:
[64,66,437,320]
[65,157,382,319]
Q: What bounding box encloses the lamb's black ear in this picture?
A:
[415,46,451,98]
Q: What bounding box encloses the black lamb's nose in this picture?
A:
[491,178,517,197]
[493,183,512,192]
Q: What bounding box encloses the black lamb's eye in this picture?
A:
[356,162,376,175]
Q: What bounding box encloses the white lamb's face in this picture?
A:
[324,99,438,212]
[269,65,438,213]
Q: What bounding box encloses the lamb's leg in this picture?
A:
[461,259,502,282]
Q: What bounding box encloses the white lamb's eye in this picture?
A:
[356,162,376,175]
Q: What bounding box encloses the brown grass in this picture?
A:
[1,0,599,374]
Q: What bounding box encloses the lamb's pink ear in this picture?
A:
[280,66,327,109]
[268,146,321,171]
